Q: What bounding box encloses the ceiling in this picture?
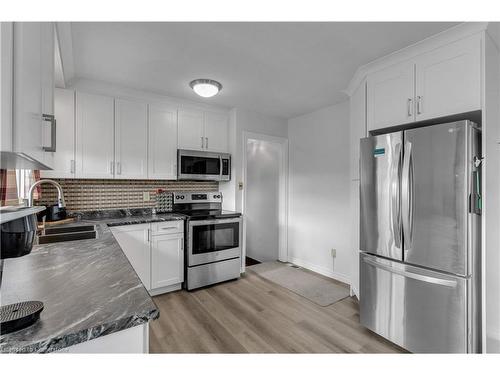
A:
[70,22,459,119]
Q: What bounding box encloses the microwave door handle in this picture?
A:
[219,155,223,180]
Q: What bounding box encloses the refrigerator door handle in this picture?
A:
[402,141,413,252]
[363,256,458,288]
[391,143,402,249]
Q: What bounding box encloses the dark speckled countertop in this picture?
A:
[0,210,185,353]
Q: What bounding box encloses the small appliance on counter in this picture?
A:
[172,191,242,290]
[0,206,46,335]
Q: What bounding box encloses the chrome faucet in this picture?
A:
[27,179,66,208]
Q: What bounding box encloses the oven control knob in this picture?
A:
[181,195,185,199]
[175,195,179,199]
[213,195,217,199]
[217,194,221,198]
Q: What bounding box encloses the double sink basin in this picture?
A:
[37,224,97,244]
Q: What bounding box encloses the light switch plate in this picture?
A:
[143,192,150,202]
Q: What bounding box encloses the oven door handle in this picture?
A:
[188,217,242,227]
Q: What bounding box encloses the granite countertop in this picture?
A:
[0,210,185,353]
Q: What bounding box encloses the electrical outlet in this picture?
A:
[143,192,150,202]
[331,248,337,258]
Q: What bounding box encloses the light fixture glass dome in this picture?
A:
[189,79,222,98]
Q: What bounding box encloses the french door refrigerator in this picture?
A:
[359,120,482,353]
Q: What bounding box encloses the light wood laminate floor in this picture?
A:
[149,268,405,353]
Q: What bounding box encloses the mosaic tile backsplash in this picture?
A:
[37,179,218,212]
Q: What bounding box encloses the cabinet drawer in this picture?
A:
[151,220,184,235]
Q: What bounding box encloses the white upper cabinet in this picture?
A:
[151,233,184,290]
[75,92,115,178]
[367,61,415,131]
[204,111,229,152]
[414,34,481,122]
[148,104,178,180]
[11,22,55,166]
[41,88,75,179]
[178,109,204,150]
[114,99,148,179]
[178,108,229,152]
[366,34,482,131]
[12,22,44,163]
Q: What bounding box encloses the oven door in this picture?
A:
[188,217,241,266]
[178,149,230,181]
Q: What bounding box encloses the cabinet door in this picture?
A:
[151,233,184,290]
[367,61,415,131]
[148,104,177,179]
[115,98,148,179]
[40,22,55,166]
[12,22,44,162]
[178,109,204,151]
[204,111,228,152]
[75,92,115,178]
[110,224,151,290]
[415,34,481,121]
[41,88,75,178]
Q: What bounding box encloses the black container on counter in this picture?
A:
[0,214,37,259]
[37,204,67,222]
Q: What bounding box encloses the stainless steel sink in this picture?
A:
[37,225,97,244]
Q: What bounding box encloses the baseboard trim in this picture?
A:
[288,256,351,286]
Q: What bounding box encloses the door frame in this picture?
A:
[242,131,289,268]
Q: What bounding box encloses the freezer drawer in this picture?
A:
[360,253,470,353]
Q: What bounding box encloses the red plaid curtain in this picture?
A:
[0,169,41,206]
[0,169,19,206]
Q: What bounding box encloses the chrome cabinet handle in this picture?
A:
[201,136,204,149]
[205,137,208,149]
[70,159,75,174]
[407,98,413,117]
[110,161,115,175]
[42,114,56,152]
[363,256,457,287]
[416,96,423,114]
[390,143,402,249]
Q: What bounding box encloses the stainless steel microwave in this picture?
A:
[177,149,231,181]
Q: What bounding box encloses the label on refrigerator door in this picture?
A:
[373,148,385,157]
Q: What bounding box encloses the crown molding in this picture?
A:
[344,22,489,97]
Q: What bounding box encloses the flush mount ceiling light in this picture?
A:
[189,79,223,98]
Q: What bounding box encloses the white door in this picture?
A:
[41,88,75,178]
[114,98,148,179]
[151,233,184,289]
[367,61,415,131]
[75,92,115,178]
[178,109,204,151]
[110,224,151,290]
[204,111,228,152]
[12,22,44,162]
[148,104,177,180]
[245,138,282,262]
[415,34,481,122]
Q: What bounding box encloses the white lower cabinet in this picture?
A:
[151,233,184,290]
[110,222,184,295]
[110,223,151,290]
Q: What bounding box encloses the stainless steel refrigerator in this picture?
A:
[359,120,482,353]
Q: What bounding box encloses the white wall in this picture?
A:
[287,101,351,284]
[220,108,288,212]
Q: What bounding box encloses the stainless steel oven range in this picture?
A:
[173,191,242,290]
